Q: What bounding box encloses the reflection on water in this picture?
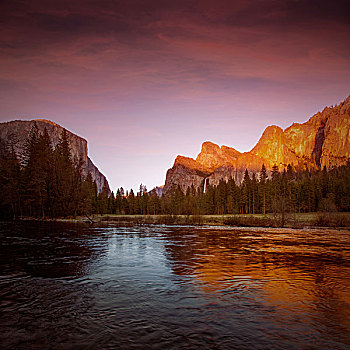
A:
[165,228,350,345]
[0,222,350,349]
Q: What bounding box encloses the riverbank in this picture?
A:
[25,212,349,229]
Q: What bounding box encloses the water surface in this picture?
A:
[1,222,350,349]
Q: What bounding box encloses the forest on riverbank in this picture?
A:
[0,124,349,221]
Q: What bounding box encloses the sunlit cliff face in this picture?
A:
[183,97,350,173]
[163,97,350,194]
[165,228,350,332]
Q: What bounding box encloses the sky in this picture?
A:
[1,0,349,192]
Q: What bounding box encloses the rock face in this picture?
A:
[164,156,211,195]
[163,96,350,195]
[0,119,109,192]
[196,142,241,171]
[153,186,164,197]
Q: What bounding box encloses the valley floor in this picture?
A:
[74,212,350,229]
[12,212,350,230]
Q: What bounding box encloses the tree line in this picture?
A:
[0,124,105,219]
[0,124,349,219]
[109,163,350,216]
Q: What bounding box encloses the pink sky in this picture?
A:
[1,0,349,192]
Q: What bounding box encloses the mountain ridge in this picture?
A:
[0,119,110,193]
[163,96,350,195]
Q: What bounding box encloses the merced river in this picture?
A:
[1,221,350,349]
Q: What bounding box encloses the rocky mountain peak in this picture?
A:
[221,145,241,159]
[34,119,60,127]
[174,155,208,172]
[0,119,109,193]
[340,95,350,114]
[251,125,293,167]
[201,141,221,153]
[252,125,284,149]
[196,141,236,171]
[163,96,350,195]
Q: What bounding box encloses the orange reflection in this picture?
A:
[166,228,350,333]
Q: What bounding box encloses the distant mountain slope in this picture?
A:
[163,96,350,195]
[0,119,109,192]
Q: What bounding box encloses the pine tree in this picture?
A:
[226,177,238,214]
[242,169,250,214]
[81,172,97,215]
[138,184,148,215]
[53,128,75,216]
[127,189,136,214]
[251,172,257,214]
[270,164,280,212]
[97,184,109,214]
[271,164,279,181]
[259,164,268,215]
[23,125,55,217]
[260,163,267,183]
[0,141,21,218]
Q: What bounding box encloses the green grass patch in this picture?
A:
[77,212,350,229]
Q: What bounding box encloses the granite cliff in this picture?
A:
[163,96,350,195]
[0,119,109,192]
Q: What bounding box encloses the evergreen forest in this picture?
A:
[0,124,349,219]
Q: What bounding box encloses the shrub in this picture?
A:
[223,216,273,227]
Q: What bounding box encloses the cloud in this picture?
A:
[0,0,349,190]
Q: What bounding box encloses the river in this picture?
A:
[1,221,350,349]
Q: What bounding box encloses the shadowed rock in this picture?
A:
[0,119,109,192]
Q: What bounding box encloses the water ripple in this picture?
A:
[0,221,349,349]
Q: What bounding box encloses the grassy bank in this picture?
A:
[83,212,350,229]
